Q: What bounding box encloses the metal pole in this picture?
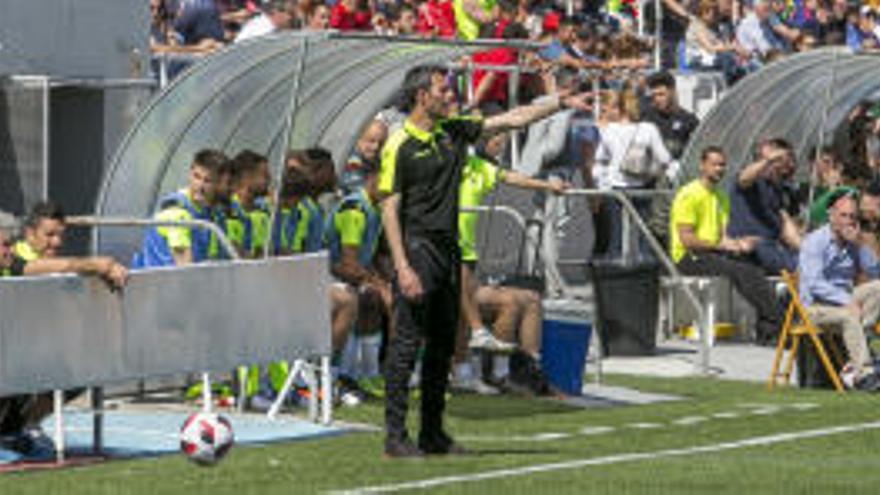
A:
[638,0,646,37]
[91,387,103,455]
[41,76,50,204]
[621,205,632,262]
[66,216,240,262]
[201,372,213,413]
[321,355,332,425]
[508,60,521,172]
[328,31,548,50]
[53,390,65,463]
[654,0,662,71]
[264,36,310,259]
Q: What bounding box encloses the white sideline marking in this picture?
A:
[672,416,708,426]
[458,433,570,443]
[579,426,615,436]
[332,421,880,494]
[711,412,740,419]
[627,422,663,429]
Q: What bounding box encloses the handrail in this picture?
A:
[67,215,240,261]
[564,188,712,374]
[460,204,527,231]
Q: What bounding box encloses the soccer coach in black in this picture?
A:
[378,64,591,457]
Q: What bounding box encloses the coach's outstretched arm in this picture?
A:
[380,194,423,301]
[482,91,593,136]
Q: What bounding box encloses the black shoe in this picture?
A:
[854,373,880,392]
[418,430,467,455]
[510,352,554,396]
[384,435,423,458]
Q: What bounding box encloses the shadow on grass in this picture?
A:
[447,393,626,420]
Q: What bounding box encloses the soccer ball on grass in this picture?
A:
[179,412,234,466]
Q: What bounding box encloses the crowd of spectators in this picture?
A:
[150,0,880,88]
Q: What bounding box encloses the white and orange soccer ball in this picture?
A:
[179,412,234,466]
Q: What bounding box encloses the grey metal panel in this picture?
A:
[96,33,474,262]
[0,0,149,79]
[681,49,880,184]
[0,77,47,215]
[0,255,331,397]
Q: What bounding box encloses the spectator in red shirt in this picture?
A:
[416,0,456,37]
[477,0,517,38]
[471,22,529,115]
[330,0,372,30]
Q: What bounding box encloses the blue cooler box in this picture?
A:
[541,300,593,396]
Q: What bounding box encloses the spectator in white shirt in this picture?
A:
[235,0,295,42]
[594,89,673,260]
[736,0,785,61]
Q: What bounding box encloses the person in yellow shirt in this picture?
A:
[669,146,782,343]
[453,0,496,40]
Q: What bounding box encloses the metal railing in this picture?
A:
[68,215,240,261]
[61,215,333,458]
[563,188,712,374]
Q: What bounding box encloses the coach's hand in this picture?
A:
[398,265,424,302]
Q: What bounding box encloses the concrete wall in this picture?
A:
[0,1,151,253]
[0,0,149,79]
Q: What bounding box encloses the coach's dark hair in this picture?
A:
[25,200,65,229]
[401,65,446,112]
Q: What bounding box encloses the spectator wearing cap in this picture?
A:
[234,0,295,42]
[798,190,880,391]
[453,0,497,41]
[726,138,802,276]
[847,5,880,51]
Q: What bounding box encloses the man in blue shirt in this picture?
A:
[727,139,801,274]
[799,191,880,391]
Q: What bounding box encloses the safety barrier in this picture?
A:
[1,216,333,461]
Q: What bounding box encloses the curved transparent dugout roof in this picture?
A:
[681,47,880,184]
[97,32,473,259]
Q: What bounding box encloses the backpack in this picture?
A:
[619,124,659,180]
